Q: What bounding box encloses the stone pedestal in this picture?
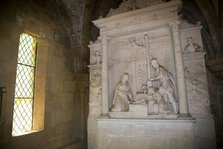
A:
[97,118,195,149]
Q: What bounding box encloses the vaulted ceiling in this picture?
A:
[0,0,222,77]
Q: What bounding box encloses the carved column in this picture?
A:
[144,34,151,80]
[101,35,109,117]
[171,22,189,116]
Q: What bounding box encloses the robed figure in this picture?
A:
[111,73,134,112]
[150,58,178,114]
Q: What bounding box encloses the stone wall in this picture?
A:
[0,0,89,149]
[207,70,223,148]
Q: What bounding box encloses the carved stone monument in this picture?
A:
[88,0,216,149]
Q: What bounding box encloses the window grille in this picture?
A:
[12,33,37,136]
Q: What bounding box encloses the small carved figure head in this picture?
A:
[187,37,193,45]
[122,72,129,82]
[151,58,159,68]
[95,51,99,56]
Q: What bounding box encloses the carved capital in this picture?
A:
[169,22,181,33]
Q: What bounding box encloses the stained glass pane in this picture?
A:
[12,33,37,136]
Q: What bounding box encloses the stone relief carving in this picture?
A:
[150,58,178,114]
[89,72,102,117]
[184,66,210,114]
[119,36,146,59]
[183,37,202,53]
[106,0,165,17]
[111,72,135,112]
[92,51,101,64]
[91,72,102,85]
[89,69,102,117]
[121,36,145,50]
[147,58,178,114]
[110,58,178,115]
[89,85,102,117]
[109,33,177,115]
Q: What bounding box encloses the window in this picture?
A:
[12,33,37,136]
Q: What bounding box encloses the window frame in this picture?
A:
[12,32,46,136]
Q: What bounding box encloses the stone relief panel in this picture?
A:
[107,0,165,17]
[183,54,210,116]
[89,37,102,65]
[180,21,210,116]
[108,29,177,115]
[180,21,203,54]
[89,68,102,117]
[183,37,202,53]
[92,51,102,64]
[102,11,175,33]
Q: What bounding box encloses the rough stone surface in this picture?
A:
[0,1,89,149]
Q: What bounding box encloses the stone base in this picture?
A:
[193,116,216,149]
[109,112,179,119]
[97,118,195,149]
[129,104,147,112]
[109,104,179,119]
[109,112,148,118]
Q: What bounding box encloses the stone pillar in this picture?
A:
[171,22,189,116]
[144,34,151,80]
[101,35,109,117]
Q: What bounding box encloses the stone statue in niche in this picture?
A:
[111,72,134,112]
[183,37,202,53]
[149,58,178,114]
[92,51,101,64]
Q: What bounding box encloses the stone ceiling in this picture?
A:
[61,0,86,44]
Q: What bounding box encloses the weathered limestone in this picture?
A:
[0,1,89,149]
[97,118,195,149]
[171,22,189,116]
[181,20,216,149]
[88,0,216,148]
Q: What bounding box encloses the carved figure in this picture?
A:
[184,37,202,53]
[148,86,169,115]
[153,87,167,114]
[111,73,134,112]
[89,86,102,117]
[92,51,101,64]
[150,58,178,114]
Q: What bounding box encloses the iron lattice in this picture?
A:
[12,33,37,135]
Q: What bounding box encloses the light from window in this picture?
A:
[12,33,37,136]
